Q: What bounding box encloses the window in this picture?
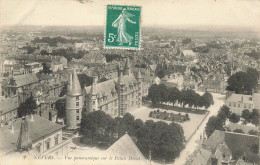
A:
[54,135,59,145]
[36,143,41,153]
[76,96,79,101]
[229,102,231,106]
[46,139,51,150]
[244,104,247,108]
[92,101,95,105]
[233,103,236,107]
[248,104,251,109]
[238,103,240,107]
[222,154,225,158]
[76,116,80,121]
[76,102,79,107]
[76,109,79,113]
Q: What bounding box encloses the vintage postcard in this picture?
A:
[0,0,260,165]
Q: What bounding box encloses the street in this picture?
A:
[172,93,225,165]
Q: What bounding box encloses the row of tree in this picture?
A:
[32,36,84,47]
[79,111,185,162]
[148,84,214,110]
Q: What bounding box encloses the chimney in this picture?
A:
[16,117,32,151]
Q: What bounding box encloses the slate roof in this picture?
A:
[0,96,19,115]
[85,74,138,105]
[226,93,253,104]
[106,133,147,165]
[6,73,38,87]
[0,115,64,155]
[67,69,82,96]
[206,130,259,163]
[192,148,212,165]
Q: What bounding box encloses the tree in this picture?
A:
[136,120,185,162]
[182,38,192,45]
[205,116,225,138]
[228,113,240,123]
[79,111,114,144]
[250,109,259,126]
[217,105,230,123]
[170,40,176,47]
[233,129,244,134]
[148,84,161,105]
[157,70,165,79]
[77,74,93,89]
[17,96,38,117]
[148,84,168,105]
[201,92,214,110]
[241,109,251,123]
[168,87,180,106]
[55,99,66,120]
[39,62,52,74]
[226,68,259,94]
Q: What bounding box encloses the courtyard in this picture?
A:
[129,104,208,141]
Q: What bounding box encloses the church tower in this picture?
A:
[137,69,142,108]
[88,76,98,113]
[66,68,83,130]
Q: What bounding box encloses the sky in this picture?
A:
[1,0,260,31]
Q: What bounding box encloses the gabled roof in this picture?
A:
[192,148,212,165]
[106,133,147,164]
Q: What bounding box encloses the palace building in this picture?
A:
[65,57,146,129]
[84,57,143,117]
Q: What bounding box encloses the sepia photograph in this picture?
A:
[0,0,260,165]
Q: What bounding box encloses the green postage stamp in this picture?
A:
[104,5,142,50]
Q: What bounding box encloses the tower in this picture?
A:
[117,68,127,117]
[66,68,83,129]
[137,69,142,108]
[124,57,131,76]
[89,76,98,113]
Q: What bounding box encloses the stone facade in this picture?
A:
[84,58,143,117]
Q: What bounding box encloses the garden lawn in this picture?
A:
[129,106,207,141]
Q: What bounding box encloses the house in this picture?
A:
[225,92,258,115]
[1,73,39,104]
[0,96,19,126]
[0,115,72,158]
[193,130,259,165]
[24,62,43,73]
[50,56,68,72]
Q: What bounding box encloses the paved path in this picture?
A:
[172,93,225,165]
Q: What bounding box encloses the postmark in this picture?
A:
[104,5,141,50]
